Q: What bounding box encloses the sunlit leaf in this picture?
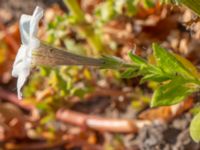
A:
[151,77,195,107]
[126,0,137,16]
[152,43,194,79]
[121,68,138,78]
[181,0,200,17]
[190,112,200,142]
[95,0,116,23]
[40,113,55,125]
[141,72,169,83]
[143,0,155,8]
[173,53,200,78]
[128,52,147,66]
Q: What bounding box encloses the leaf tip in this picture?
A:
[150,102,156,108]
[152,43,160,52]
[128,51,134,58]
[190,112,200,143]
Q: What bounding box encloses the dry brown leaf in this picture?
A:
[139,97,193,122]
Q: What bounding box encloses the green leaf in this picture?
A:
[121,68,138,78]
[190,105,200,116]
[173,53,200,79]
[151,77,194,107]
[126,0,137,16]
[40,113,55,125]
[128,51,170,82]
[152,43,194,79]
[190,111,200,142]
[161,0,180,5]
[40,66,51,76]
[141,72,169,83]
[128,52,147,66]
[141,65,169,82]
[143,0,155,8]
[71,87,92,98]
[95,0,116,23]
[36,102,50,111]
[181,0,200,17]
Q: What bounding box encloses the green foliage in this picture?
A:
[128,50,170,83]
[63,0,85,22]
[95,0,156,25]
[143,0,155,8]
[161,0,180,5]
[181,0,200,16]
[118,43,200,141]
[121,68,138,78]
[95,0,117,23]
[121,43,200,107]
[71,86,93,98]
[150,44,199,106]
[190,111,200,142]
[128,52,148,66]
[152,43,194,80]
[131,88,151,111]
[151,77,196,107]
[190,105,200,116]
[125,0,137,16]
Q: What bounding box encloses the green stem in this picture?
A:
[63,0,85,22]
[63,0,105,56]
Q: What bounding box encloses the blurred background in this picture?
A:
[0,0,200,149]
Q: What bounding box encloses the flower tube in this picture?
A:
[12,7,126,99]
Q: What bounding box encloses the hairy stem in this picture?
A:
[32,43,104,67]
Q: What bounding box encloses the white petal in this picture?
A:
[12,45,27,77]
[20,14,32,45]
[19,6,43,45]
[17,68,30,99]
[29,7,44,56]
[30,6,44,38]
[12,6,44,99]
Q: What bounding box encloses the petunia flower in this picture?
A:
[12,6,44,99]
[12,7,124,100]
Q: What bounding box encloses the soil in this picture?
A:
[0,0,66,24]
[72,96,200,150]
[136,114,200,150]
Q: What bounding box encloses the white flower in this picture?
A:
[12,6,44,99]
